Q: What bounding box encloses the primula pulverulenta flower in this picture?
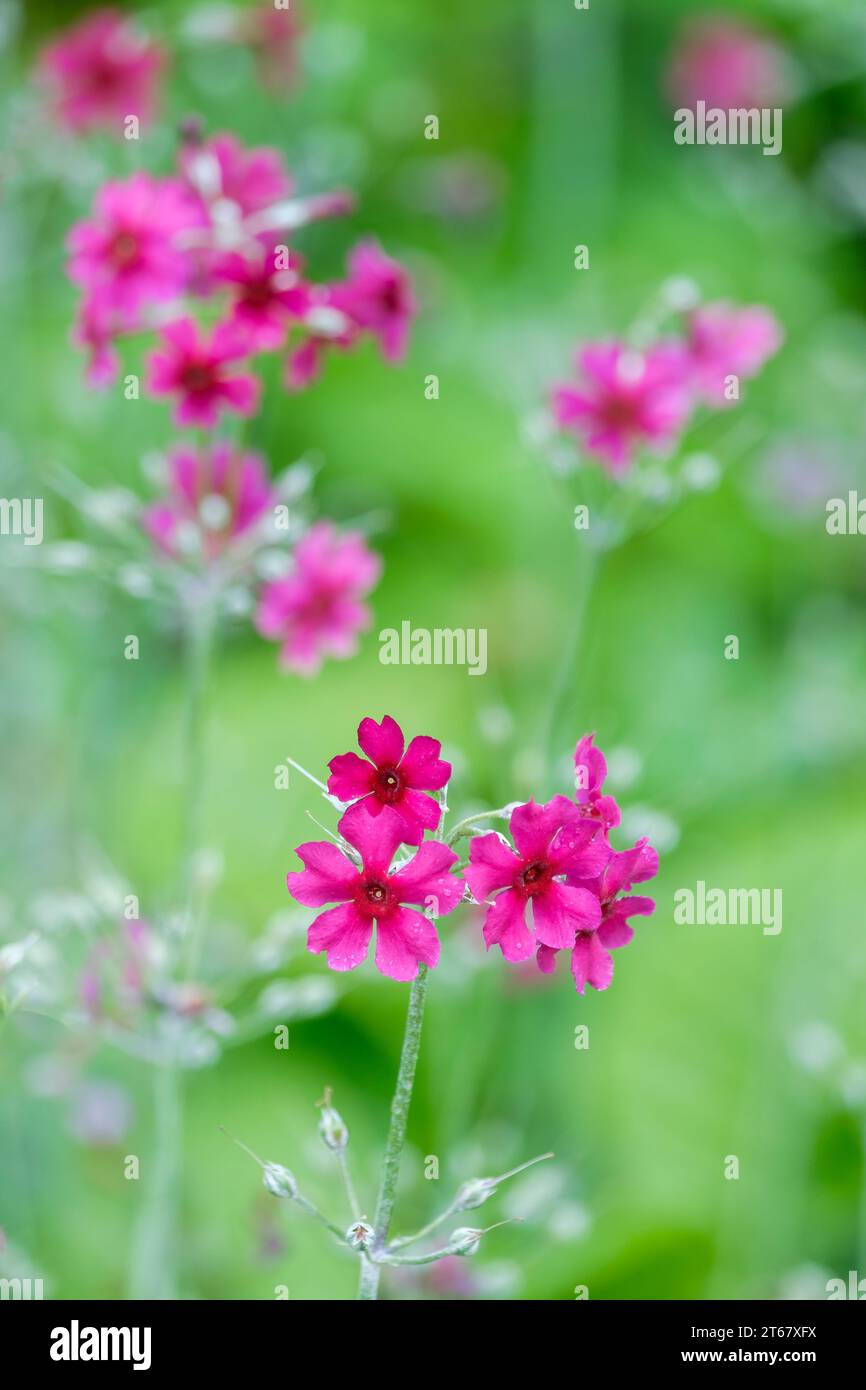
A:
[255,522,381,676]
[146,317,260,428]
[573,732,621,832]
[214,244,311,352]
[180,132,293,220]
[72,292,119,388]
[142,443,274,561]
[552,341,693,476]
[666,17,787,112]
[38,8,165,134]
[685,302,782,407]
[67,173,202,321]
[287,803,465,981]
[466,797,609,963]
[330,240,416,363]
[539,837,659,994]
[327,715,451,846]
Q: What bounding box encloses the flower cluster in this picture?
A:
[287,720,658,993]
[66,128,415,404]
[550,296,782,475]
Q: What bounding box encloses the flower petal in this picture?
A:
[307,902,373,972]
[465,832,522,902]
[357,714,404,767]
[399,735,451,791]
[482,887,534,962]
[374,906,440,981]
[570,933,614,995]
[286,840,357,907]
[531,882,600,951]
[509,796,579,862]
[327,750,375,802]
[338,800,403,875]
[390,840,465,916]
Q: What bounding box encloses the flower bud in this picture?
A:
[262,1163,298,1199]
[449,1226,483,1257]
[317,1091,348,1151]
[345,1219,374,1251]
[455,1178,496,1211]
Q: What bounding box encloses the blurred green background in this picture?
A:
[2,0,866,1300]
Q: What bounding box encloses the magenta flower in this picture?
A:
[541,837,658,994]
[72,293,119,388]
[666,17,788,112]
[38,8,165,134]
[142,443,274,561]
[573,733,621,832]
[466,798,609,963]
[67,173,200,321]
[255,521,381,675]
[330,239,416,362]
[146,317,260,428]
[214,245,311,352]
[551,341,693,475]
[181,132,293,219]
[686,302,782,407]
[287,803,465,981]
[327,716,451,845]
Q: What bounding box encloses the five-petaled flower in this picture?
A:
[551,341,693,475]
[39,8,166,134]
[465,797,609,964]
[146,316,260,428]
[142,443,274,562]
[685,301,782,407]
[327,715,451,846]
[287,803,465,981]
[255,522,381,676]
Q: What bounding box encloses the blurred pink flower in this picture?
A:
[551,341,693,475]
[539,837,658,994]
[286,802,465,981]
[255,521,381,675]
[666,16,788,112]
[146,317,260,427]
[330,239,416,362]
[180,132,293,218]
[67,173,200,320]
[143,443,274,560]
[240,4,302,93]
[686,301,782,406]
[38,8,165,133]
[214,244,311,351]
[327,715,451,845]
[72,292,119,387]
[466,798,608,963]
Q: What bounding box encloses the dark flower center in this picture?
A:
[374,766,403,803]
[181,363,216,394]
[518,860,550,897]
[111,231,139,268]
[358,877,391,917]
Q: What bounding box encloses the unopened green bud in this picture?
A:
[316,1087,348,1151]
[449,1226,483,1257]
[345,1219,374,1251]
[455,1178,496,1211]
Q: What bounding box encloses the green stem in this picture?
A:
[357,966,431,1300]
[127,592,216,1299]
[128,1060,182,1299]
[543,539,599,772]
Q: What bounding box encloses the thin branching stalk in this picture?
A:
[358,965,430,1299]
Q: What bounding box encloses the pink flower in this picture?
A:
[666,17,788,112]
[541,837,658,994]
[287,802,465,981]
[573,733,621,832]
[552,341,693,475]
[146,317,260,428]
[466,798,609,963]
[327,715,451,845]
[255,521,381,675]
[72,293,119,388]
[38,8,165,134]
[142,443,274,561]
[330,239,416,362]
[67,173,200,320]
[214,244,311,351]
[239,4,302,93]
[181,132,292,219]
[686,302,782,407]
